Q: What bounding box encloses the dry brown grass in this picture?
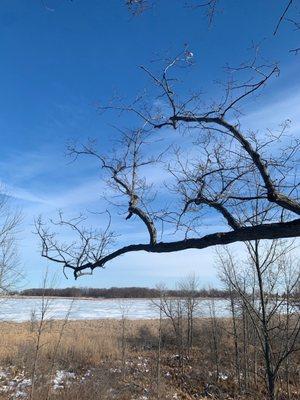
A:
[0,319,298,400]
[0,319,158,368]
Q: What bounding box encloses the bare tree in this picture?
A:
[155,283,164,400]
[208,298,221,382]
[152,276,200,366]
[217,241,300,400]
[178,274,199,352]
[0,187,22,293]
[29,270,53,400]
[36,47,300,279]
[152,286,186,366]
[273,0,300,54]
[125,0,299,51]
[219,268,242,392]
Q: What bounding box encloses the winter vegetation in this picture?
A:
[16,286,231,299]
[0,268,298,400]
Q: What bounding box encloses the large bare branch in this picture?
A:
[39,217,300,279]
[38,51,300,278]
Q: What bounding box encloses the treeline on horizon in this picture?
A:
[16,286,231,299]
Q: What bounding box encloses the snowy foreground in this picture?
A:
[0,297,230,322]
[0,366,88,399]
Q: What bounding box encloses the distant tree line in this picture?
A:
[15,286,232,299]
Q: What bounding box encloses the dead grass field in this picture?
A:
[0,319,298,400]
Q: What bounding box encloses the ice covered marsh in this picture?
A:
[0,297,230,322]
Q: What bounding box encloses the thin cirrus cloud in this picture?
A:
[240,87,300,135]
[9,179,108,221]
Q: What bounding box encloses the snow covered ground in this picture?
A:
[0,297,230,322]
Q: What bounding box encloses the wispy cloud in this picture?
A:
[240,87,300,135]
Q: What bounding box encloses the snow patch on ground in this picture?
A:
[0,367,79,399]
[53,370,76,390]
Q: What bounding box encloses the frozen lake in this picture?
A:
[0,297,230,322]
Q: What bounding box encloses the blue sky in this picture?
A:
[0,0,299,289]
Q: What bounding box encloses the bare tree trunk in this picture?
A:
[209,299,220,382]
[156,302,162,399]
[229,288,241,392]
[241,303,248,390]
[29,272,51,400]
[253,329,258,389]
[252,241,276,400]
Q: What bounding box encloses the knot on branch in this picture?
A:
[267,193,278,202]
[126,211,133,220]
[126,202,136,220]
[169,116,177,129]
